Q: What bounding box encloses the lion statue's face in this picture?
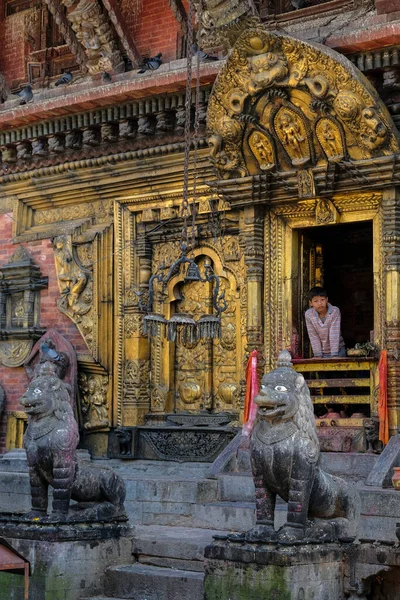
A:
[20,375,71,419]
[254,368,305,422]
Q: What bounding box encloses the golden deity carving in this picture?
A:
[275,109,310,166]
[248,131,275,170]
[315,119,344,162]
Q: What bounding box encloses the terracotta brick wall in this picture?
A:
[0,10,27,88]
[0,213,86,452]
[121,0,187,62]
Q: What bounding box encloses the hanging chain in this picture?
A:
[181,0,196,250]
[191,0,202,253]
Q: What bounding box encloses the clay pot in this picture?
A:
[392,467,400,490]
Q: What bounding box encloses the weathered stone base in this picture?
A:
[204,540,400,600]
[0,516,132,600]
[204,540,344,600]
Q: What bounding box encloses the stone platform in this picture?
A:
[204,539,400,600]
[0,516,131,600]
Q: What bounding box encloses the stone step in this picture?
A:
[193,501,256,530]
[104,563,204,600]
[132,525,223,563]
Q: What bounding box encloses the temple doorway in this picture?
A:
[296,221,374,357]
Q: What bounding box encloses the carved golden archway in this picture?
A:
[151,245,243,416]
[207,28,399,184]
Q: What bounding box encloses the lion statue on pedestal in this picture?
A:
[247,350,360,543]
[21,365,126,521]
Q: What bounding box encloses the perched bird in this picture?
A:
[55,71,73,86]
[138,53,162,74]
[40,341,64,364]
[102,71,112,83]
[192,44,218,61]
[15,84,33,105]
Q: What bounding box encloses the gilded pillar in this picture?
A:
[123,222,151,426]
[382,187,400,435]
[114,205,151,427]
[241,206,264,359]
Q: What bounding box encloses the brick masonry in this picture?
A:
[0,213,86,453]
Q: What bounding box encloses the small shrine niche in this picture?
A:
[0,246,48,367]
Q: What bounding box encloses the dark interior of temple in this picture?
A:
[300,220,374,349]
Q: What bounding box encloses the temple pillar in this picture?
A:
[382,187,400,435]
[241,206,264,360]
[114,206,151,427]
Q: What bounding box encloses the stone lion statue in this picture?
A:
[21,367,126,521]
[247,350,360,543]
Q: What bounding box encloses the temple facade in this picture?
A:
[0,0,400,457]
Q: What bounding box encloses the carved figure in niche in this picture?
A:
[316,119,344,162]
[275,110,309,166]
[316,199,338,225]
[249,131,274,170]
[245,350,360,543]
[21,364,126,521]
[297,169,315,199]
[79,373,109,430]
[53,235,90,316]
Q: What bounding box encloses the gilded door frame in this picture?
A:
[264,192,383,372]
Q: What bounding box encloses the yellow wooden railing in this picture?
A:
[292,357,379,416]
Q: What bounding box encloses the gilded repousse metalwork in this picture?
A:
[207,28,400,182]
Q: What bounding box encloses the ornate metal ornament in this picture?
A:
[142,243,228,341]
[141,0,228,343]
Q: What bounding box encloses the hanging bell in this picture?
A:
[184,261,201,283]
[167,313,197,343]
[197,314,221,340]
[143,313,167,339]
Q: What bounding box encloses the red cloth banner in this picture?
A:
[242,350,259,437]
[378,350,389,445]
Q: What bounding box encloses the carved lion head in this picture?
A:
[254,350,319,447]
[20,374,73,421]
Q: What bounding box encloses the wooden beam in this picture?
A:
[168,0,187,33]
[43,0,88,71]
[101,0,142,67]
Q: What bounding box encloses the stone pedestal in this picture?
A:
[204,539,346,600]
[0,515,132,600]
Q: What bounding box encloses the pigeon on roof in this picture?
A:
[192,44,218,61]
[15,85,33,105]
[138,53,163,74]
[102,72,112,83]
[55,71,73,86]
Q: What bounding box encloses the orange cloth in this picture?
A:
[242,350,259,436]
[378,350,389,445]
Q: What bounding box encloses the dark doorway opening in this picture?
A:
[297,220,373,353]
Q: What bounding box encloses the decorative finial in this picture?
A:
[277,350,293,368]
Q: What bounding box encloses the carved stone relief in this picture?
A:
[79,372,109,430]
